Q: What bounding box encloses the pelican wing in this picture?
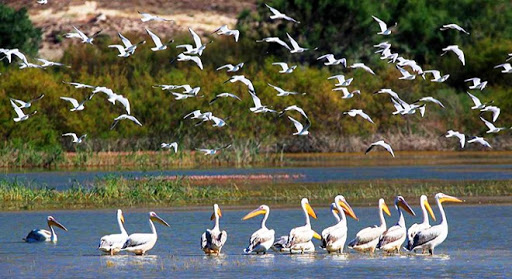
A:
[348,226,383,247]
[288,225,313,246]
[122,233,152,249]
[411,225,441,249]
[99,233,128,251]
[377,225,404,249]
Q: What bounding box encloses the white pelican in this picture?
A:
[480,117,507,133]
[212,25,240,42]
[62,133,87,144]
[422,70,450,82]
[320,195,358,253]
[441,45,465,66]
[494,63,512,73]
[445,130,466,148]
[24,216,68,243]
[256,37,291,51]
[328,75,353,87]
[201,204,228,255]
[10,94,44,109]
[407,193,462,255]
[10,99,37,122]
[209,93,241,104]
[138,11,173,22]
[406,195,436,253]
[265,4,300,23]
[467,136,492,148]
[396,65,416,80]
[350,63,376,75]
[98,209,128,255]
[161,142,178,153]
[272,62,297,74]
[110,114,143,130]
[465,77,487,91]
[372,15,396,35]
[145,28,173,51]
[122,212,169,255]
[343,109,374,124]
[242,205,275,254]
[317,54,347,67]
[216,63,244,73]
[366,140,395,157]
[348,198,391,253]
[480,106,500,122]
[288,116,310,136]
[376,196,416,253]
[440,24,469,34]
[60,96,87,111]
[70,26,102,44]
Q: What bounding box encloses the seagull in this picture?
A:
[10,94,44,109]
[396,65,416,80]
[196,145,231,155]
[138,11,173,22]
[209,115,227,128]
[256,37,291,50]
[153,84,184,91]
[365,140,395,157]
[465,78,487,91]
[265,4,300,23]
[145,28,173,51]
[171,92,196,100]
[350,63,375,75]
[480,106,500,122]
[279,105,309,120]
[317,54,346,67]
[288,116,310,136]
[494,63,512,73]
[224,75,255,93]
[176,28,206,56]
[441,45,465,66]
[62,133,87,143]
[10,99,36,122]
[286,33,308,53]
[467,137,491,148]
[108,45,130,57]
[60,97,87,111]
[396,58,423,74]
[19,61,43,69]
[328,75,353,87]
[268,83,304,97]
[37,0,48,4]
[178,85,201,95]
[445,130,465,148]
[161,142,178,153]
[413,97,445,108]
[421,70,450,82]
[92,88,131,114]
[343,109,374,124]
[249,92,275,113]
[175,53,203,70]
[440,24,469,34]
[480,117,507,134]
[371,15,396,35]
[110,114,142,130]
[272,62,297,74]
[216,63,244,72]
[118,33,146,55]
[375,88,400,100]
[467,92,488,110]
[184,110,208,120]
[333,87,360,99]
[380,48,399,63]
[209,93,241,104]
[212,25,240,42]
[374,41,392,52]
[0,48,28,64]
[63,81,95,89]
[36,58,69,68]
[70,26,102,44]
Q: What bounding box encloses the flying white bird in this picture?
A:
[175,53,203,70]
[343,109,374,124]
[421,70,450,82]
[480,106,500,122]
[466,92,489,110]
[413,97,445,108]
[248,92,275,113]
[328,75,353,87]
[216,63,244,72]
[272,62,297,74]
[507,53,512,62]
[375,88,400,100]
[36,58,69,68]
[286,33,308,53]
[494,63,512,73]
[366,140,395,157]
[467,137,491,148]
[441,45,465,66]
[19,60,43,69]
[288,116,310,136]
[108,45,130,57]
[380,48,399,63]
[317,54,346,67]
[209,93,241,104]
[333,87,360,99]
[93,88,131,114]
[480,117,507,134]
[279,105,309,120]
[256,37,291,50]
[138,11,173,22]
[63,81,95,89]
[397,58,423,74]
[171,92,196,100]
[10,99,36,122]
[176,28,206,56]
[396,65,416,80]
[445,130,465,148]
[145,28,173,51]
[465,77,487,91]
[372,15,396,35]
[196,145,231,155]
[184,110,208,120]
[268,83,304,97]
[265,4,300,23]
[0,48,28,64]
[37,0,48,4]
[440,24,469,34]
[60,97,87,111]
[110,114,142,129]
[224,75,255,93]
[374,41,391,51]
[350,63,376,75]
[10,94,44,109]
[118,33,146,55]
[62,133,87,143]
[69,26,102,44]
[161,142,178,153]
[212,25,240,42]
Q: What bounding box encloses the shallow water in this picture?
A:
[0,205,510,278]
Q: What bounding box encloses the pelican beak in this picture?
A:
[439,195,463,204]
[49,219,68,231]
[398,199,416,216]
[242,208,266,220]
[120,213,125,224]
[338,200,358,220]
[332,207,340,214]
[313,231,322,240]
[382,202,392,216]
[424,199,436,221]
[151,214,170,227]
[218,208,222,218]
[305,202,317,219]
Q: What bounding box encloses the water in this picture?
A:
[0,205,510,278]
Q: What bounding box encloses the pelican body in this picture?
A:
[201,204,227,255]
[122,212,169,255]
[377,196,416,253]
[407,193,462,255]
[99,209,128,255]
[320,195,358,253]
[24,216,68,243]
[242,205,275,254]
[406,195,436,253]
[348,198,391,253]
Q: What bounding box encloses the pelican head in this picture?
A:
[47,216,68,231]
[334,195,358,220]
[436,193,463,204]
[379,198,392,216]
[211,204,222,220]
[149,212,170,227]
[242,204,269,220]
[117,209,125,224]
[420,195,436,221]
[301,198,317,219]
[395,196,416,216]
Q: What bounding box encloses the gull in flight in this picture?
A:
[212,25,240,42]
[19,60,43,69]
[60,96,88,111]
[445,130,465,148]
[467,92,489,110]
[380,48,399,63]
[175,53,203,70]
[110,114,142,130]
[480,117,506,133]
[10,94,44,109]
[441,45,465,66]
[372,15,396,35]
[256,37,291,50]
[317,54,346,67]
[224,75,255,93]
[196,145,231,155]
[108,45,130,57]
[62,133,87,143]
[413,97,445,108]
[69,26,102,44]
[350,63,376,75]
[328,75,353,87]
[396,65,416,80]
[365,140,395,157]
[209,93,241,104]
[36,58,70,68]
[480,106,500,122]
[161,142,178,153]
[286,33,308,53]
[288,116,310,136]
[396,58,423,74]
[216,63,244,72]
[184,110,209,120]
[118,33,146,55]
[145,28,173,51]
[343,109,374,124]
[494,63,512,74]
[10,99,36,122]
[176,28,207,56]
[422,70,449,82]
[138,11,173,22]
[0,48,28,64]
[265,4,300,23]
[268,83,304,97]
[440,24,469,35]
[249,92,275,113]
[467,137,491,148]
[171,92,197,100]
[279,105,309,120]
[465,77,487,91]
[63,81,95,89]
[93,87,131,114]
[193,113,226,127]
[374,41,391,52]
[272,62,297,74]
[333,87,360,99]
[375,88,400,100]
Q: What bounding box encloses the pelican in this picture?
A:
[122,212,169,255]
[145,28,173,51]
[24,216,68,243]
[343,109,374,124]
[494,63,512,73]
[350,63,376,75]
[10,99,37,122]
[242,205,275,254]
[138,11,173,22]
[377,196,416,253]
[372,15,396,35]
[98,209,128,255]
[272,62,297,74]
[10,94,44,109]
[348,199,391,253]
[110,114,143,130]
[265,4,300,23]
[70,26,102,44]
[320,195,358,253]
[406,195,436,253]
[407,193,462,255]
[212,25,240,42]
[440,24,469,34]
[62,133,87,143]
[441,45,465,66]
[445,130,465,148]
[201,204,227,255]
[317,54,347,67]
[366,140,395,157]
[161,142,178,153]
[328,75,353,87]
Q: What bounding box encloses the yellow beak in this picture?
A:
[338,200,358,220]
[439,195,463,204]
[151,215,170,227]
[305,202,317,219]
[382,202,391,216]
[242,209,266,220]
[120,214,125,224]
[424,199,436,221]
[49,220,68,231]
[398,199,416,216]
[313,231,322,240]
[211,208,223,220]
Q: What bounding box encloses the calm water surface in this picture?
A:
[0,205,510,278]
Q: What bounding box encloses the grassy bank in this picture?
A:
[1,177,511,211]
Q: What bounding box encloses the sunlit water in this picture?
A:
[0,205,510,278]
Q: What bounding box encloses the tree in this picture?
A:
[0,4,41,56]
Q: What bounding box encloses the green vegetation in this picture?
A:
[0,5,41,56]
